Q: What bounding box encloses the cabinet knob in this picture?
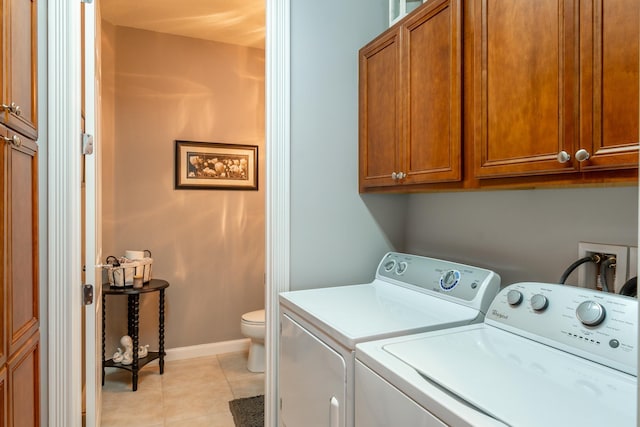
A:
[396,171,406,179]
[11,102,21,117]
[391,172,398,180]
[575,149,590,162]
[1,135,21,147]
[556,151,571,163]
[2,102,21,117]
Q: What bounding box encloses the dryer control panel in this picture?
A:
[376,252,501,315]
[486,282,638,376]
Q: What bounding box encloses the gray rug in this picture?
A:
[229,395,264,427]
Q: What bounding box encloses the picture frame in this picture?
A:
[175,140,258,190]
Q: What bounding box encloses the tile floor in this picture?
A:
[101,351,264,427]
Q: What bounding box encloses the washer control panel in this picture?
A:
[376,252,501,314]
[486,282,638,375]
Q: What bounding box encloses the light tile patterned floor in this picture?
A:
[101,351,264,427]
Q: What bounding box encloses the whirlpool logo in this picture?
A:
[491,309,509,320]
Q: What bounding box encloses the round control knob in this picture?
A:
[530,294,548,311]
[439,270,460,291]
[576,301,606,326]
[507,290,523,306]
[395,261,408,275]
[383,260,396,272]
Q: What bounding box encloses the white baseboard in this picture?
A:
[164,338,250,362]
[104,339,251,374]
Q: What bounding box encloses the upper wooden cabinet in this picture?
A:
[360,0,462,191]
[359,28,401,189]
[473,0,578,178]
[1,0,38,139]
[578,0,639,172]
[474,0,639,179]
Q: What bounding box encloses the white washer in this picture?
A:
[279,252,500,427]
[355,282,638,427]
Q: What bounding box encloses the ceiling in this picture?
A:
[100,0,265,49]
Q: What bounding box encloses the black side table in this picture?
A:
[102,279,169,391]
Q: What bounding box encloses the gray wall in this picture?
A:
[289,0,639,292]
[405,187,638,286]
[290,0,405,290]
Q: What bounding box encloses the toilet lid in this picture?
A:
[242,309,265,324]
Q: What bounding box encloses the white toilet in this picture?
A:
[240,309,265,373]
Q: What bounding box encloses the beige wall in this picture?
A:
[101,24,265,354]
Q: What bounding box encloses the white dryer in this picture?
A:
[278,252,500,427]
[355,282,638,427]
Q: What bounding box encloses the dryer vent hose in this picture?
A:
[619,277,637,298]
[559,255,601,285]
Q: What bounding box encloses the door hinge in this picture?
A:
[83,284,94,305]
[82,133,94,155]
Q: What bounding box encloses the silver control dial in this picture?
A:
[507,289,523,306]
[396,261,408,275]
[439,270,460,291]
[383,260,396,272]
[530,294,548,311]
[576,301,606,326]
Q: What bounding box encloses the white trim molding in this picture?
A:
[47,1,83,426]
[265,0,291,426]
[163,339,250,362]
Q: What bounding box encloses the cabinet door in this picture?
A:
[359,29,402,190]
[1,0,38,139]
[402,0,461,184]
[7,333,39,427]
[3,131,38,356]
[474,0,579,178]
[0,128,6,370]
[280,314,346,427]
[579,0,639,171]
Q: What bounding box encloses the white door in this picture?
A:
[83,0,102,425]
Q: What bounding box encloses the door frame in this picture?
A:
[47,0,84,426]
[83,0,102,425]
[265,1,291,426]
[48,0,292,425]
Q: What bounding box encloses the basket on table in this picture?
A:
[103,250,153,287]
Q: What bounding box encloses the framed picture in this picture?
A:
[175,140,258,190]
